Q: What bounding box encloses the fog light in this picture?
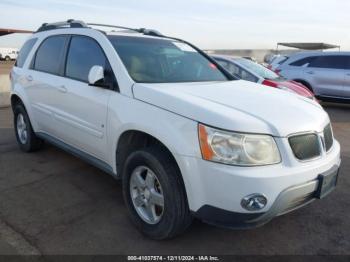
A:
[241,194,267,211]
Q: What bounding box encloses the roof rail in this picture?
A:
[35,20,164,37]
[87,23,164,37]
[36,19,87,32]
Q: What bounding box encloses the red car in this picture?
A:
[211,55,316,100]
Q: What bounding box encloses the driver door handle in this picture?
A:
[306,71,314,75]
[57,85,67,93]
[26,75,33,82]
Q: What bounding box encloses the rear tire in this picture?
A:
[122,147,192,239]
[5,56,10,61]
[13,104,43,152]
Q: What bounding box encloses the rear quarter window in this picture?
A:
[15,38,38,68]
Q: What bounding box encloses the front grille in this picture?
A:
[323,124,334,152]
[289,133,321,160]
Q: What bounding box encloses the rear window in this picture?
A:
[15,38,37,68]
[108,35,227,83]
[33,35,67,75]
[236,58,280,80]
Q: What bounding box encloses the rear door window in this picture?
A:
[33,35,67,75]
[308,56,347,69]
[15,38,38,68]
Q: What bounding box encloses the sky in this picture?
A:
[1,0,350,50]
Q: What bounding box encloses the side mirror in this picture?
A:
[88,65,105,86]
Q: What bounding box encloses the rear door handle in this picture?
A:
[26,75,33,81]
[307,71,314,75]
[57,85,67,93]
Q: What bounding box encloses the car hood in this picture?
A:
[132,80,329,137]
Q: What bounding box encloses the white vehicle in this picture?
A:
[0,47,19,61]
[11,20,341,239]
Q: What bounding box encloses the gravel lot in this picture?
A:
[0,94,349,255]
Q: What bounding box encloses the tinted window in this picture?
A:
[236,58,281,80]
[308,56,347,69]
[15,38,37,68]
[34,36,67,74]
[108,36,227,83]
[65,36,107,82]
[216,59,241,77]
[289,57,316,67]
[240,69,258,82]
[215,58,258,82]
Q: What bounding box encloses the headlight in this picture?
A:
[198,124,281,166]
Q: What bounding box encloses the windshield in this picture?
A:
[108,35,227,83]
[235,58,282,80]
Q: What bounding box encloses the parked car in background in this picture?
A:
[267,55,289,72]
[276,52,350,101]
[0,48,19,61]
[242,56,257,63]
[212,55,315,100]
[264,53,275,64]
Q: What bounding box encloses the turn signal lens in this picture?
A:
[198,124,214,160]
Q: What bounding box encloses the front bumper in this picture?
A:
[177,139,341,228]
[194,164,340,229]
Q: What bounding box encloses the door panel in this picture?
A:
[343,72,350,98]
[25,35,68,133]
[47,35,116,161]
[306,56,346,97]
[25,71,62,133]
[305,68,345,97]
[51,77,111,160]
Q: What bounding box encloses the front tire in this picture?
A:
[5,56,10,61]
[13,104,43,152]
[122,147,192,239]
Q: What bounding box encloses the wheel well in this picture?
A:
[116,130,189,204]
[11,95,23,111]
[293,79,313,92]
[116,130,179,176]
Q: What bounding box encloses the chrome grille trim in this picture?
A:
[323,124,334,152]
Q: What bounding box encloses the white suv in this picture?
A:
[11,20,341,239]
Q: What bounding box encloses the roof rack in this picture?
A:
[35,19,164,37]
[87,23,164,37]
[36,19,87,32]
